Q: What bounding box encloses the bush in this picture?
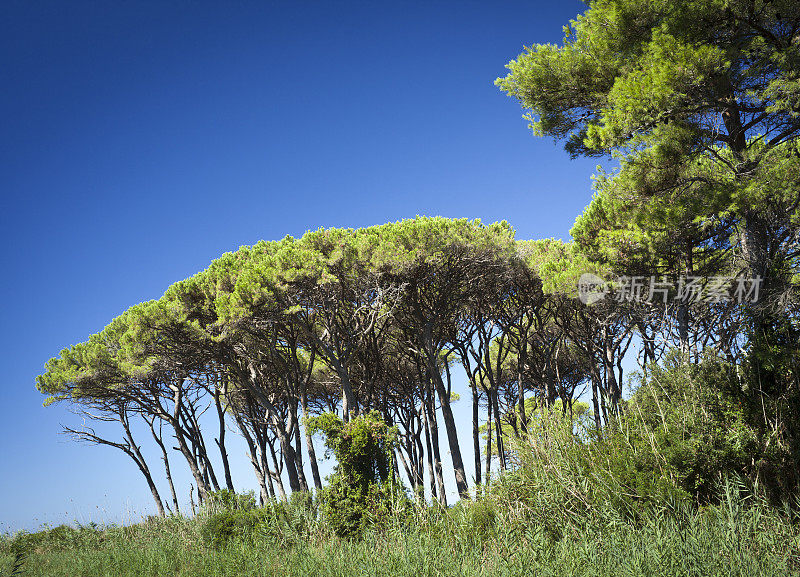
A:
[255,492,319,546]
[198,490,259,547]
[487,351,794,532]
[200,510,251,547]
[200,489,256,516]
[200,491,319,548]
[308,411,409,537]
[7,523,105,554]
[625,352,786,502]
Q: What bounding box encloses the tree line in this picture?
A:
[37,0,800,513]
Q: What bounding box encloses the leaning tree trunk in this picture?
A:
[237,419,270,505]
[421,398,439,504]
[485,393,493,488]
[300,389,323,490]
[266,437,287,499]
[120,414,166,518]
[148,418,179,514]
[428,359,468,498]
[291,408,310,493]
[425,389,448,506]
[213,386,235,492]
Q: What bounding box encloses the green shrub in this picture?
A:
[7,523,104,554]
[200,489,256,516]
[625,352,785,502]
[487,351,796,532]
[200,492,321,549]
[200,510,253,547]
[308,411,409,537]
[255,492,319,546]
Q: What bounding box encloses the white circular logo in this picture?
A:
[578,273,608,304]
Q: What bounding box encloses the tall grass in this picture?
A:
[3,488,798,577]
[5,409,800,576]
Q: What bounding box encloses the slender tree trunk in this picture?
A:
[166,387,211,499]
[140,468,166,518]
[260,434,280,500]
[292,410,309,492]
[172,425,211,500]
[303,331,357,420]
[396,447,414,491]
[189,485,196,516]
[421,399,439,504]
[485,392,493,486]
[590,371,603,430]
[267,439,287,499]
[428,362,468,498]
[425,391,448,507]
[604,335,621,409]
[301,392,323,490]
[213,387,235,492]
[242,365,301,492]
[517,335,529,434]
[148,419,179,515]
[471,381,482,491]
[492,390,506,471]
[412,417,425,499]
[181,402,221,493]
[119,413,166,518]
[278,427,301,492]
[237,420,270,505]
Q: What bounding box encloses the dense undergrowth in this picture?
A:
[6,356,800,576]
[2,478,799,577]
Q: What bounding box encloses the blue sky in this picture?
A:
[0,0,606,532]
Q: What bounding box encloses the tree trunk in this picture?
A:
[148,419,179,515]
[421,399,439,504]
[266,438,287,499]
[238,419,270,505]
[173,425,211,500]
[492,390,506,471]
[292,409,309,492]
[517,335,529,433]
[213,386,235,492]
[485,393,493,487]
[301,391,323,490]
[471,381,482,490]
[120,413,166,518]
[428,361,468,498]
[423,392,447,506]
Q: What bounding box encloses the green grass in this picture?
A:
[6,408,800,577]
[3,483,800,577]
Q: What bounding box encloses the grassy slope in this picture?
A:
[3,484,800,577]
[6,407,800,577]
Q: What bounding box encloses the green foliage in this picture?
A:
[480,398,591,460]
[623,353,768,501]
[200,489,256,516]
[517,238,605,296]
[494,406,691,525]
[5,523,105,554]
[307,411,408,537]
[498,0,800,371]
[494,354,792,512]
[200,492,318,549]
[497,0,799,158]
[2,542,26,577]
[200,510,258,548]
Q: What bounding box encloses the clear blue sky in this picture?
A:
[0,0,603,532]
